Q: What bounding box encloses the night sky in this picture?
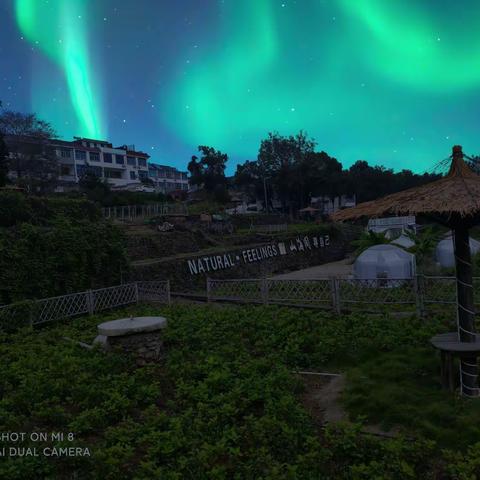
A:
[1,0,479,173]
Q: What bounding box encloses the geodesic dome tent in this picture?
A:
[353,244,416,280]
[436,236,480,268]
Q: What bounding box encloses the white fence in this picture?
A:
[102,203,187,221]
[206,275,471,317]
[0,281,170,330]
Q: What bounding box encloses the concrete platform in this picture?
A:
[97,316,167,337]
[430,332,480,355]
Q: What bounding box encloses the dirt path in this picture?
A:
[299,374,347,425]
[298,372,400,438]
[271,258,353,280]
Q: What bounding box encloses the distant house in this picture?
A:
[53,137,151,190]
[5,134,151,191]
[148,164,189,195]
[367,216,417,238]
[311,195,356,215]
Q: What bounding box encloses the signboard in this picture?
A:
[187,234,330,275]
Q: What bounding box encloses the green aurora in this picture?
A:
[14,0,105,139]
[160,0,480,170]
[8,0,480,172]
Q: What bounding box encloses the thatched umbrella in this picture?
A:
[333,146,480,397]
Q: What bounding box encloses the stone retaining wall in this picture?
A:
[129,227,356,292]
[108,331,165,365]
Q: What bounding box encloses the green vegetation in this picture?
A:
[2,303,480,478]
[0,192,128,303]
[351,230,389,256]
[344,347,480,449]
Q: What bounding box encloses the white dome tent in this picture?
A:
[436,235,480,268]
[353,244,416,282]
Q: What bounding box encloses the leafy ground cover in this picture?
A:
[1,303,480,478]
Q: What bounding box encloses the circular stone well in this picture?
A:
[94,316,167,364]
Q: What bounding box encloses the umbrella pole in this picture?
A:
[453,225,479,397]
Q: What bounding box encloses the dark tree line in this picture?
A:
[0,103,59,193]
[233,131,441,211]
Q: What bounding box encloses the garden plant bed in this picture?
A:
[1,303,480,478]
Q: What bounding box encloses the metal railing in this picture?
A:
[0,281,170,330]
[102,202,188,221]
[206,275,473,317]
[250,224,288,234]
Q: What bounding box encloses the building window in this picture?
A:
[77,165,102,178]
[139,170,148,180]
[59,148,71,158]
[127,156,136,166]
[75,150,87,160]
[130,171,137,180]
[104,169,122,179]
[138,158,147,167]
[60,165,71,175]
[103,153,112,163]
[89,152,100,162]
[115,154,125,164]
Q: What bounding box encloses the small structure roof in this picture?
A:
[333,146,480,224]
[391,233,415,249]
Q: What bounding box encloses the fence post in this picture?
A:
[261,277,269,305]
[29,301,35,326]
[330,277,341,314]
[135,282,140,304]
[86,290,95,316]
[206,278,212,303]
[414,274,425,320]
[166,280,171,305]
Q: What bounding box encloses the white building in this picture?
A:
[52,137,150,190]
[148,164,189,194]
[311,195,356,215]
[367,216,417,238]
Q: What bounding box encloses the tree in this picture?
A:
[188,146,229,202]
[406,226,440,266]
[79,172,111,204]
[0,110,57,139]
[295,151,344,206]
[0,130,8,187]
[257,131,316,213]
[0,109,58,193]
[234,160,268,205]
[351,230,390,257]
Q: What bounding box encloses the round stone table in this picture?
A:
[94,316,168,364]
[430,332,480,392]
